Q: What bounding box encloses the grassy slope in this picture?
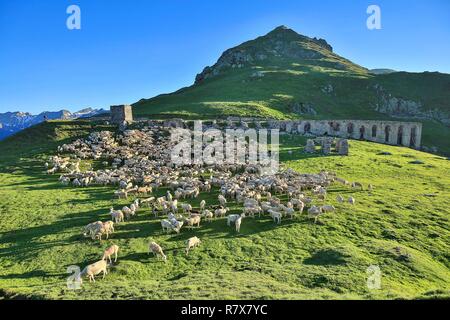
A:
[0,121,449,299]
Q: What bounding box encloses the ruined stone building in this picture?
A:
[110,105,133,124]
[284,120,422,149]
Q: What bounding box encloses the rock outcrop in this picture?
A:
[373,84,450,126]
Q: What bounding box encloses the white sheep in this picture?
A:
[110,208,124,223]
[352,182,363,190]
[227,213,244,226]
[348,197,356,205]
[307,205,322,223]
[79,260,108,283]
[185,236,201,255]
[148,242,167,262]
[268,209,282,224]
[181,203,192,213]
[200,200,206,211]
[235,215,243,233]
[202,210,214,222]
[102,244,119,263]
[218,195,227,206]
[214,207,228,219]
[184,215,201,228]
[320,205,336,213]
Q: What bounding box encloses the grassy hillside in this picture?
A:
[0,121,449,299]
[132,27,450,155]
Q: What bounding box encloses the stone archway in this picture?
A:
[359,126,366,140]
[397,126,404,145]
[385,125,391,142]
[304,122,311,133]
[410,126,417,147]
[347,123,354,135]
[372,125,377,138]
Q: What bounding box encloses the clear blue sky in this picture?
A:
[0,0,449,114]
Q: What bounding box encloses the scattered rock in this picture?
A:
[321,84,334,94]
[379,151,392,155]
[337,139,349,156]
[304,139,316,153]
[409,160,424,165]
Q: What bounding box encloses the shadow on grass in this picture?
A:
[303,249,349,266]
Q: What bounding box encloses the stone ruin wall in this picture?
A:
[286,120,423,149]
[134,117,423,150]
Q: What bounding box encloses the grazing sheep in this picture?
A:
[348,197,356,205]
[218,195,227,206]
[102,221,115,236]
[235,215,243,233]
[307,205,322,223]
[137,186,152,195]
[202,210,214,222]
[114,189,128,199]
[214,207,228,219]
[284,207,296,219]
[320,205,336,213]
[184,215,201,228]
[200,200,206,211]
[352,182,363,190]
[185,236,201,255]
[148,242,167,262]
[268,209,282,224]
[181,203,192,214]
[102,244,119,263]
[368,184,374,191]
[79,260,108,283]
[140,197,155,207]
[122,206,135,220]
[161,219,174,233]
[110,208,124,223]
[83,221,103,238]
[335,177,350,186]
[227,213,245,226]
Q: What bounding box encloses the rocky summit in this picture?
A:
[195,26,336,84]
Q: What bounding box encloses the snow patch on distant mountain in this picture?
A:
[0,108,108,140]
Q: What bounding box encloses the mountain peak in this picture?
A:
[194,26,335,84]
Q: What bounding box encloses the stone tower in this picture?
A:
[110,105,133,124]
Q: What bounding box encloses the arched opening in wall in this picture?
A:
[410,126,417,147]
[397,126,404,145]
[385,126,391,142]
[304,122,311,133]
[329,121,340,132]
[347,123,354,135]
[359,126,366,140]
[372,125,377,138]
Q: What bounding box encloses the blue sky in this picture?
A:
[0,0,449,114]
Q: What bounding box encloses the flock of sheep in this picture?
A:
[44,125,370,284]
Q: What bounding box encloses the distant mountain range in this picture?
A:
[0,108,108,140]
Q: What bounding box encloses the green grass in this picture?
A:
[0,121,449,300]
